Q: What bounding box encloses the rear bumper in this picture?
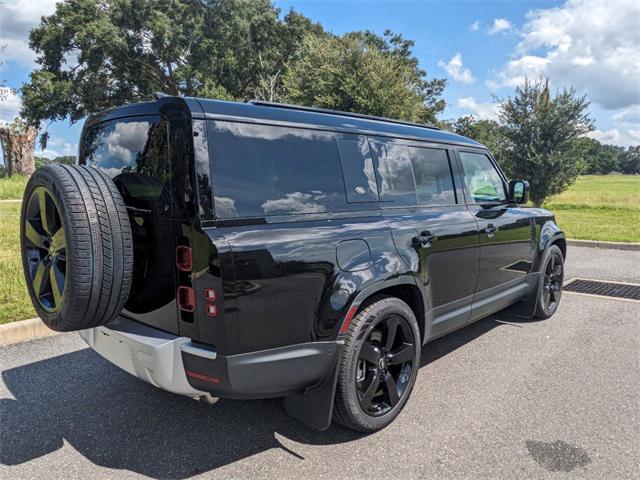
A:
[80,316,341,399]
[80,317,211,397]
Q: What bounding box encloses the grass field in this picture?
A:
[0,174,28,200]
[544,175,640,242]
[0,174,638,324]
[0,202,36,324]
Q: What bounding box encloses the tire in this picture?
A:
[20,164,134,331]
[334,295,421,432]
[533,245,564,319]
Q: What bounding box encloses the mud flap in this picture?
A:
[505,272,541,318]
[284,342,343,431]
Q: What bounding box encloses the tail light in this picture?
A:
[176,246,193,272]
[204,288,217,301]
[205,304,218,317]
[177,286,196,312]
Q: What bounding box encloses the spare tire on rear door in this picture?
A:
[20,164,134,332]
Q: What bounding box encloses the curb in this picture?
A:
[0,317,57,347]
[567,239,640,251]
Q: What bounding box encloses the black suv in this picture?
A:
[20,97,566,432]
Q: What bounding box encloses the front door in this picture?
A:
[456,150,535,317]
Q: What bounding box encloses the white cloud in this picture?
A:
[38,137,78,159]
[586,129,640,147]
[587,105,640,147]
[438,53,475,84]
[456,97,500,121]
[487,18,512,35]
[261,192,326,214]
[470,20,481,32]
[0,87,21,124]
[489,0,640,111]
[0,0,58,65]
[613,105,640,128]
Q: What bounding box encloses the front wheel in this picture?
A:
[534,245,564,319]
[333,295,420,432]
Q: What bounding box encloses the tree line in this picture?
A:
[1,0,638,207]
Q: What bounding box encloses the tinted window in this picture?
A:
[370,141,417,206]
[209,121,348,218]
[458,151,506,203]
[336,137,379,203]
[80,115,169,201]
[407,146,456,205]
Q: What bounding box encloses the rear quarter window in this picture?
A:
[208,121,351,218]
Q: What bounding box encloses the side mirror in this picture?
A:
[509,180,530,204]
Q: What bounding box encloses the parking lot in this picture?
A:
[1,246,638,479]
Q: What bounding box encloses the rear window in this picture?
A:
[208,121,350,218]
[79,115,169,201]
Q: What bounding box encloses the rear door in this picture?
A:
[455,149,535,317]
[79,115,180,334]
[370,138,480,338]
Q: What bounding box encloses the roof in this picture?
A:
[84,96,483,148]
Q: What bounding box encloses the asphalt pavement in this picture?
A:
[1,246,639,479]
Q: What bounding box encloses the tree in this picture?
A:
[0,118,37,176]
[281,31,445,123]
[21,0,324,133]
[619,146,640,174]
[572,137,621,175]
[446,116,505,158]
[498,78,593,206]
[1,46,37,176]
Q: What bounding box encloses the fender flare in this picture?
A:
[337,275,424,336]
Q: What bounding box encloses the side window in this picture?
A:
[369,141,417,206]
[458,151,507,203]
[407,146,456,205]
[208,121,349,218]
[336,136,379,203]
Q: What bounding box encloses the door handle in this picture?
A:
[412,231,438,248]
[485,223,497,238]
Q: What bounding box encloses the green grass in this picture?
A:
[543,175,640,242]
[0,175,28,200]
[0,203,36,324]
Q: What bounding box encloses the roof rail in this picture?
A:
[248,100,440,131]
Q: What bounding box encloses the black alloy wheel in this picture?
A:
[355,314,415,416]
[542,251,563,312]
[334,295,420,432]
[534,244,564,319]
[23,186,66,312]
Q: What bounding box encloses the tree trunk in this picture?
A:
[0,126,37,176]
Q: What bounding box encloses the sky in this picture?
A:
[1,0,639,163]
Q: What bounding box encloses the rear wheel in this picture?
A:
[334,295,420,432]
[534,245,564,319]
[20,164,133,331]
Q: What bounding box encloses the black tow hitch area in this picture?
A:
[284,342,344,431]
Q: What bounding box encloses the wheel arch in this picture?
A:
[339,276,426,343]
[538,220,566,268]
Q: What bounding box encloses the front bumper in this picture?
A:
[80,317,213,398]
[81,316,341,399]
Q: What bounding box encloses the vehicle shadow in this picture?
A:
[1,311,521,478]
